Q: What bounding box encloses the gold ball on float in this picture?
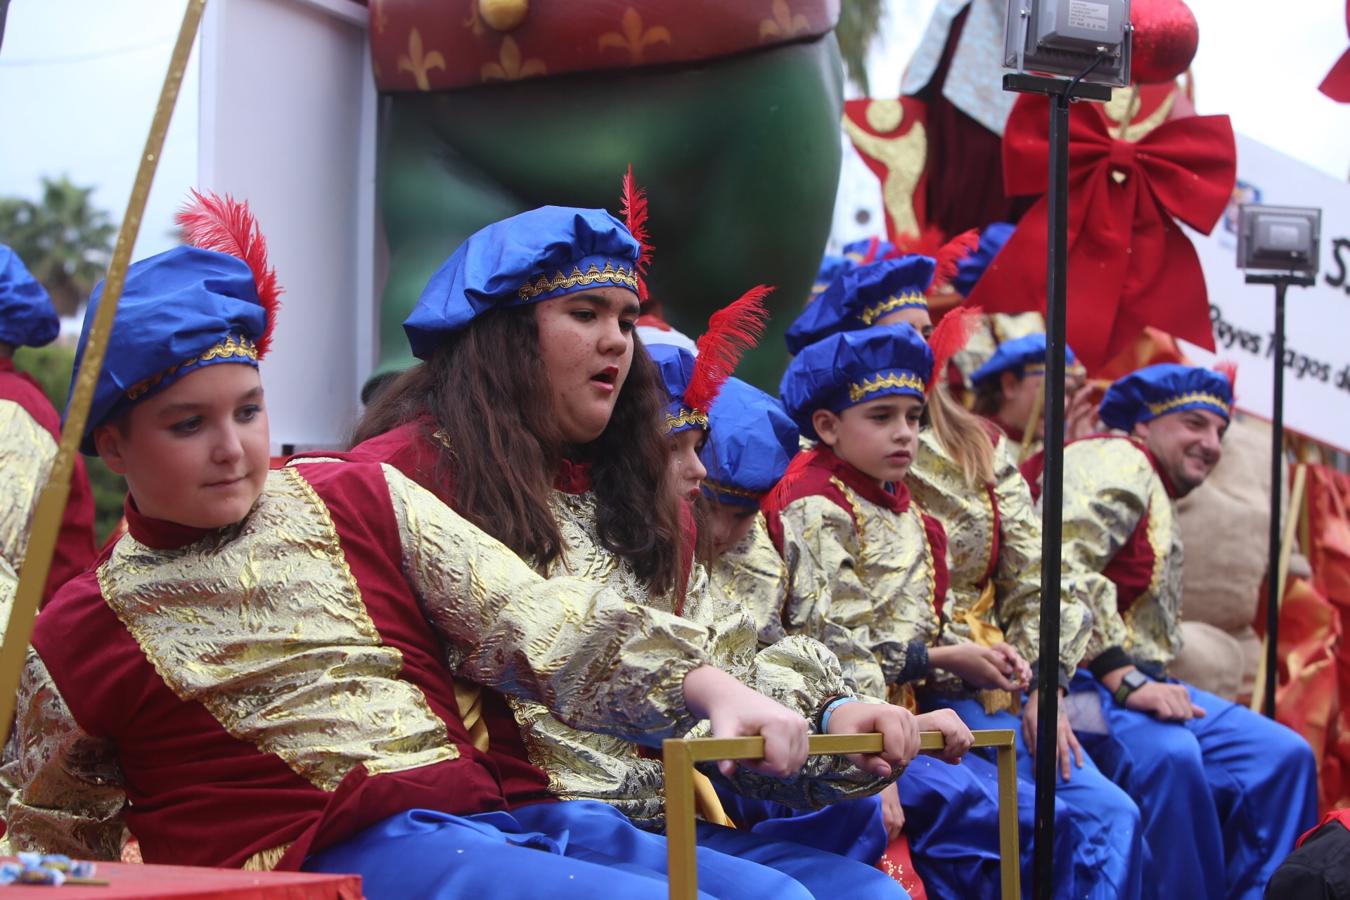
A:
[479,0,528,32]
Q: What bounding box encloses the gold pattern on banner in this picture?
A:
[517,262,638,300]
[848,371,926,403]
[859,292,928,325]
[1104,86,1176,142]
[481,36,547,82]
[865,99,904,133]
[842,108,926,238]
[99,468,458,792]
[759,0,810,40]
[598,7,672,64]
[399,28,446,92]
[125,335,258,401]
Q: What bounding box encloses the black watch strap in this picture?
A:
[1112,670,1149,705]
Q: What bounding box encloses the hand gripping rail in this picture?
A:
[662,729,1020,900]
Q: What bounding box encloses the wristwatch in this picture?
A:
[1112,669,1150,705]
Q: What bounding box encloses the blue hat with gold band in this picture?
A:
[842,236,897,264]
[780,323,933,441]
[648,343,708,436]
[0,244,60,349]
[785,255,936,355]
[404,206,640,359]
[68,246,269,455]
[1098,363,1233,432]
[812,254,852,297]
[701,377,799,507]
[970,333,1082,386]
[952,222,1014,299]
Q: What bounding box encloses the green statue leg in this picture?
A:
[375,35,844,389]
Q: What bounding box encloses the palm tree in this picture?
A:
[0,176,116,316]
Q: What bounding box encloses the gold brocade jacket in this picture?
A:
[0,462,717,867]
[507,490,888,830]
[907,429,1093,688]
[710,513,789,648]
[0,396,55,601]
[1059,436,1185,672]
[765,450,943,701]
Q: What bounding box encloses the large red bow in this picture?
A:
[968,93,1235,371]
[1320,0,1350,102]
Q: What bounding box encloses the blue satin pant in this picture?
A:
[303,799,908,899]
[1069,672,1317,900]
[928,696,1146,900]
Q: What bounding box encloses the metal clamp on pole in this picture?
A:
[662,730,1020,900]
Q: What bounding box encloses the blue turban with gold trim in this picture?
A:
[952,222,1014,299]
[701,377,799,507]
[0,244,59,349]
[404,206,640,358]
[68,246,268,455]
[812,254,851,297]
[780,323,933,441]
[1098,363,1233,432]
[648,342,707,436]
[785,255,936,355]
[970,333,1082,386]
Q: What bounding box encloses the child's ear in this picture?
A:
[812,409,841,447]
[93,424,129,475]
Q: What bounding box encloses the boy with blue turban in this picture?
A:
[0,194,873,899]
[1055,363,1318,899]
[0,245,97,606]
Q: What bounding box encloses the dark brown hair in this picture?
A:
[353,306,685,596]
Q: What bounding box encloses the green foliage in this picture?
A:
[13,343,127,544]
[837,0,885,96]
[0,176,116,316]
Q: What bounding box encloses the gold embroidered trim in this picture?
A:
[859,292,927,325]
[242,843,291,872]
[848,371,926,403]
[125,335,258,401]
[516,262,638,301]
[703,478,762,501]
[1023,363,1046,376]
[1146,392,1231,418]
[829,476,867,546]
[664,408,709,432]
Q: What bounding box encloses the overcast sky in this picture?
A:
[1,0,1346,265]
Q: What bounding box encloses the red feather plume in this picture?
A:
[175,189,283,359]
[930,229,981,294]
[686,285,774,414]
[1214,359,1239,402]
[620,165,653,302]
[890,225,948,259]
[926,304,983,393]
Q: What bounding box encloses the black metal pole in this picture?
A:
[1264,281,1287,719]
[1033,88,1071,900]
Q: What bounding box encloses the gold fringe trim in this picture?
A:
[859,292,927,325]
[703,478,761,501]
[242,843,291,872]
[125,335,258,400]
[664,408,709,432]
[516,262,638,301]
[1147,391,1230,418]
[848,371,926,403]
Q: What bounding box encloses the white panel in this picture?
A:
[199,0,374,451]
[1182,134,1350,453]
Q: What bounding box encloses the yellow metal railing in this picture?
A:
[662,729,1019,900]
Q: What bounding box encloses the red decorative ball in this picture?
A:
[1130,0,1199,84]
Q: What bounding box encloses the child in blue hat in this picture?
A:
[693,374,972,877]
[768,322,1114,898]
[353,204,926,899]
[1,193,836,900]
[0,244,97,605]
[1056,362,1317,898]
[970,332,1093,456]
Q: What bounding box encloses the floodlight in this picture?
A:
[1004,0,1133,87]
[1237,205,1322,276]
